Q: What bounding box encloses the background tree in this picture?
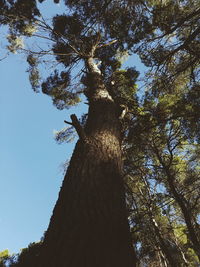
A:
[124,89,200,265]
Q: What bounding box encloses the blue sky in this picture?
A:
[0,51,86,253]
[0,1,82,254]
[0,1,146,255]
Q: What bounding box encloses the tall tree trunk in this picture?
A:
[39,70,136,266]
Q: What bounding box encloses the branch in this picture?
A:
[97,39,117,49]
[145,8,200,43]
[172,26,200,55]
[0,53,9,61]
[64,114,87,141]
[19,48,74,57]
[39,15,82,56]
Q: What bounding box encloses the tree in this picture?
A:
[1,0,200,266]
[1,0,140,266]
[120,1,200,263]
[124,88,200,265]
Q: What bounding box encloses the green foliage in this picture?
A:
[26,54,40,92]
[53,126,76,144]
[0,250,9,258]
[42,70,81,109]
[7,34,24,53]
[0,250,9,267]
[52,14,84,37]
[108,67,139,109]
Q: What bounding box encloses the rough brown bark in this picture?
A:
[39,72,136,266]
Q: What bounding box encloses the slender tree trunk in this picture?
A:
[140,178,177,266]
[173,234,189,266]
[157,248,168,267]
[151,218,177,267]
[39,71,136,266]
